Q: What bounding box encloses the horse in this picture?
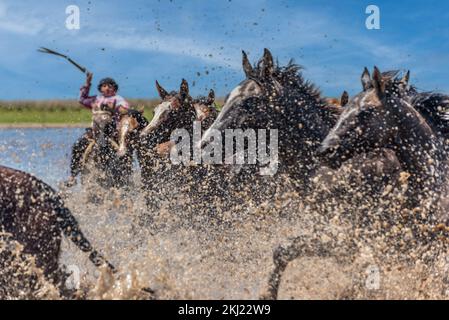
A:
[140,79,197,139]
[192,89,218,132]
[67,103,135,190]
[199,48,338,187]
[197,49,406,201]
[408,90,449,140]
[0,166,115,297]
[136,79,197,191]
[324,67,448,193]
[262,66,449,300]
[116,108,149,158]
[115,80,207,195]
[124,80,242,226]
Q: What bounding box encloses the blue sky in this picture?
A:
[1,0,449,100]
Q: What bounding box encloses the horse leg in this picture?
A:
[70,132,91,178]
[81,139,96,166]
[261,235,334,300]
[108,138,120,152]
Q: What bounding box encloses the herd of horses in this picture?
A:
[2,47,449,299]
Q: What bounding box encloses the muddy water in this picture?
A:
[1,128,449,299]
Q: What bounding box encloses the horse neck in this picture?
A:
[135,135,156,169]
[392,102,443,191]
[276,87,331,179]
[176,107,197,136]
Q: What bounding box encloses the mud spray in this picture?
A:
[2,156,449,300]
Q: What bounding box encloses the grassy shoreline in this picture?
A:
[0,99,224,126]
[0,123,91,128]
[0,99,157,125]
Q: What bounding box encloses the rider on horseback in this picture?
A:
[66,72,130,186]
[80,73,129,127]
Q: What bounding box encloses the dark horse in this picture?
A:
[137,79,198,191]
[0,166,115,296]
[123,80,231,222]
[321,66,447,203]
[199,48,339,186]
[262,67,449,299]
[192,89,218,132]
[115,80,207,192]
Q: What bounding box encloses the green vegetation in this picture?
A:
[0,98,225,125]
[0,108,91,124]
[0,99,156,124]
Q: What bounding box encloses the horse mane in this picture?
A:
[381,72,449,138]
[277,61,340,136]
[193,95,214,107]
[410,92,449,138]
[244,57,340,168]
[250,59,339,123]
[382,70,400,80]
[127,109,149,129]
[277,61,324,102]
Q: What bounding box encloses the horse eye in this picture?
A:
[358,110,371,121]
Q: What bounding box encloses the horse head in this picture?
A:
[319,66,431,170]
[192,89,216,122]
[199,48,281,149]
[140,79,197,140]
[117,108,148,157]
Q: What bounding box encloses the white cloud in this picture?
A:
[0,2,44,35]
[77,31,242,70]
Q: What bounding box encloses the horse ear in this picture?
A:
[242,50,253,78]
[341,91,349,107]
[372,66,386,98]
[156,80,169,99]
[180,78,189,98]
[207,89,215,105]
[260,48,275,78]
[361,67,372,91]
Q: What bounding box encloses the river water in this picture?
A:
[0,128,84,187]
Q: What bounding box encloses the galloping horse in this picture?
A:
[0,166,114,296]
[115,80,218,194]
[137,79,198,190]
[321,67,447,198]
[262,66,449,299]
[200,49,338,186]
[77,106,134,189]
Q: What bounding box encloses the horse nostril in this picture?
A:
[318,144,335,156]
[319,135,340,155]
[318,145,326,155]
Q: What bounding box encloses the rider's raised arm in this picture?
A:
[79,73,96,109]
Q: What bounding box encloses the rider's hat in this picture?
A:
[98,78,119,92]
